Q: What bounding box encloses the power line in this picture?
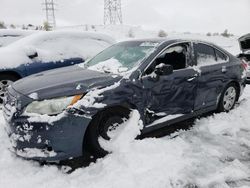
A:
[43,0,56,29]
[104,0,123,25]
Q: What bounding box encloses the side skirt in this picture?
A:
[140,105,217,136]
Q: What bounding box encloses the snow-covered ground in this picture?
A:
[0,30,249,188]
[1,87,250,188]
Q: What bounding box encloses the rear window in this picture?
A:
[215,49,227,62]
[194,43,216,66]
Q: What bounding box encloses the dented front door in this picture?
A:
[141,68,198,125]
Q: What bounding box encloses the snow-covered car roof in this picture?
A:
[0,29,36,47]
[0,30,116,69]
[7,30,116,48]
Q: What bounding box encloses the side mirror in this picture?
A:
[155,63,173,76]
[25,46,38,59]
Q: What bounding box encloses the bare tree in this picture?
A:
[0,21,6,29]
[10,24,16,29]
[221,29,230,37]
[158,30,167,38]
[206,32,211,36]
[43,21,52,31]
[128,29,135,38]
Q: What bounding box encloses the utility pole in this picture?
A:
[43,0,56,29]
[104,0,123,25]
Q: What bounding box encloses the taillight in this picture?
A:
[241,59,248,70]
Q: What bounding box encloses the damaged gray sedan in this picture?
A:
[3,38,246,163]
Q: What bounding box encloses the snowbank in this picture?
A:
[0,86,250,187]
[59,25,241,55]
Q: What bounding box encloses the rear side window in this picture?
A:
[194,43,216,66]
[215,49,227,62]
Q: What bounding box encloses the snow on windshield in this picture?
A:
[88,58,128,74]
[0,31,115,69]
[83,41,159,74]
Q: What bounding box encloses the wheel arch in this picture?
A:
[217,80,241,112]
[81,103,135,156]
[0,70,22,80]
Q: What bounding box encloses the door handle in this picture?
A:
[187,74,198,82]
[222,66,227,73]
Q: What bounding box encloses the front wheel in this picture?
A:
[217,83,239,112]
[84,107,130,158]
[0,74,19,104]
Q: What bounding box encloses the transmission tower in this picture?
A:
[104,0,123,25]
[43,0,56,28]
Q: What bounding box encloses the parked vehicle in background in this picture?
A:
[238,33,250,83]
[3,38,246,163]
[0,30,115,103]
[0,29,36,47]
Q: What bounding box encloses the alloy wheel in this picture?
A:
[223,86,237,111]
[99,116,125,140]
[0,80,13,104]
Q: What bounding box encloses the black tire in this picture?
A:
[0,74,20,104]
[84,107,130,158]
[217,83,239,112]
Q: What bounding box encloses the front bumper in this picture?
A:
[4,109,91,162]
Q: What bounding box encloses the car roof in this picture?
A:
[124,38,219,47]
[7,30,116,48]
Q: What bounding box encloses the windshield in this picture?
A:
[84,41,160,74]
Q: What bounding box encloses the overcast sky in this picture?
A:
[0,0,249,35]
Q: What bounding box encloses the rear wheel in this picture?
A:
[0,74,19,104]
[217,83,239,112]
[84,107,130,158]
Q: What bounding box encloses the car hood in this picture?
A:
[12,65,122,100]
[239,33,250,53]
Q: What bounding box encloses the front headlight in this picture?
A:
[25,95,83,115]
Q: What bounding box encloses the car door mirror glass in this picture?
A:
[155,63,173,76]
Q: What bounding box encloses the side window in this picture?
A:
[194,43,216,66]
[215,49,227,62]
[144,43,189,75]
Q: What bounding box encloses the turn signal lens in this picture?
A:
[69,94,84,106]
[241,60,248,70]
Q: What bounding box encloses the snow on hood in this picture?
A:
[0,45,32,69]
[0,30,115,69]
